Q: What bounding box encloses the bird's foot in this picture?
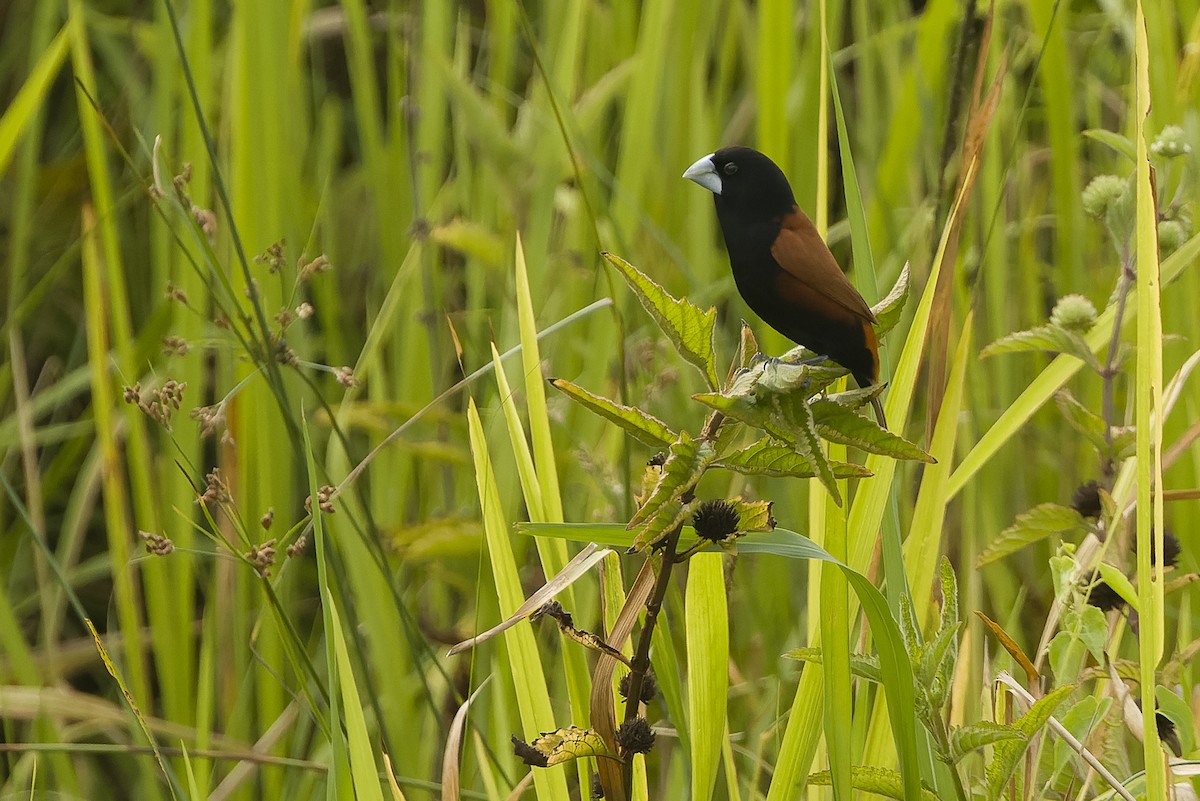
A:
[750,351,829,368]
[748,351,783,368]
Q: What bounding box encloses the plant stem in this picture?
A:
[619,411,725,797]
[1101,246,1135,480]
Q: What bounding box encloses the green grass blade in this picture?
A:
[1132,5,1166,797]
[0,25,68,177]
[686,553,729,801]
[466,399,571,801]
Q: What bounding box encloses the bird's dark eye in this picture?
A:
[723,162,738,176]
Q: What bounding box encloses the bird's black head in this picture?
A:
[683,146,796,219]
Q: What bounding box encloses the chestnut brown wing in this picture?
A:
[769,206,877,325]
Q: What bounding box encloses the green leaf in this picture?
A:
[985,683,1075,801]
[784,647,882,684]
[515,727,619,767]
[769,393,840,504]
[925,559,961,710]
[1083,128,1136,162]
[1156,686,1195,755]
[1096,562,1139,611]
[1054,390,1107,444]
[936,558,960,647]
[1050,697,1111,779]
[871,262,911,337]
[693,376,841,503]
[981,325,1104,373]
[715,437,872,480]
[1060,605,1109,664]
[810,399,935,463]
[730,498,776,533]
[686,553,728,800]
[948,721,1025,764]
[977,503,1086,566]
[549,378,677,448]
[628,432,715,550]
[822,383,886,410]
[807,766,939,801]
[602,251,720,389]
[921,622,960,712]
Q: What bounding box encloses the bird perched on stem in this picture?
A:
[684,146,887,427]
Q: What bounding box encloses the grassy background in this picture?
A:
[1,0,1198,798]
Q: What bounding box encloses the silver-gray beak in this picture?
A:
[683,153,721,195]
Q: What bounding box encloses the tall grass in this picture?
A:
[0,1,1196,799]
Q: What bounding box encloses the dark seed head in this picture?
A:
[1071,481,1103,519]
[1084,575,1126,612]
[1157,711,1182,757]
[692,499,740,542]
[616,717,656,756]
[618,670,658,704]
[1133,529,1183,567]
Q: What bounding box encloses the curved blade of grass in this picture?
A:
[328,598,386,801]
[441,679,491,801]
[447,544,609,655]
[303,414,353,800]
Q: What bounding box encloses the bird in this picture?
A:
[683,146,886,428]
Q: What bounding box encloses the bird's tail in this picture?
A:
[869,396,887,430]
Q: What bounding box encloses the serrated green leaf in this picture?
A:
[810,399,935,463]
[931,560,960,706]
[629,432,716,550]
[785,647,883,684]
[738,322,760,371]
[549,378,677,448]
[692,390,769,427]
[977,503,1086,566]
[922,622,960,711]
[948,721,1025,763]
[762,357,847,395]
[602,251,720,389]
[716,438,873,479]
[898,594,923,667]
[807,766,939,801]
[823,383,886,410]
[731,498,775,533]
[1054,390,1107,445]
[985,683,1075,801]
[871,262,911,336]
[694,381,842,503]
[769,393,840,504]
[981,325,1104,372]
[937,558,959,644]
